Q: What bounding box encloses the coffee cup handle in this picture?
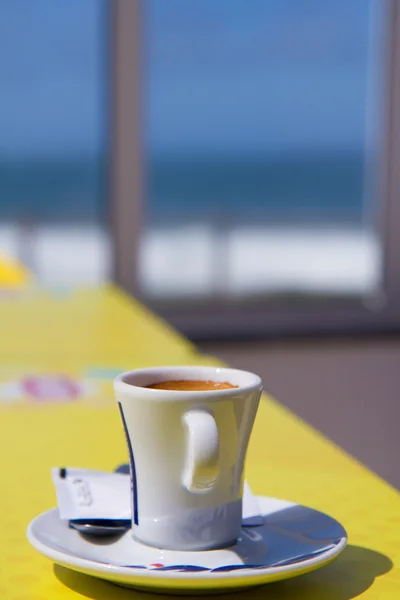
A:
[182,410,219,493]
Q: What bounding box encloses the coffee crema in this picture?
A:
[145,380,238,392]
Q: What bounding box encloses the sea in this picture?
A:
[0,151,366,225]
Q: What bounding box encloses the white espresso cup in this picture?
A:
[113,366,262,551]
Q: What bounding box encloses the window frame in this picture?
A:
[110,0,400,340]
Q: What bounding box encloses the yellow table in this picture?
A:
[0,286,399,599]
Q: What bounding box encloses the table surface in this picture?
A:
[0,285,399,599]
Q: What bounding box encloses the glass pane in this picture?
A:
[141,0,383,302]
[0,0,109,288]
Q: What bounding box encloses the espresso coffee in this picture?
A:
[146,380,238,392]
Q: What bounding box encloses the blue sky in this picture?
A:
[0,0,380,157]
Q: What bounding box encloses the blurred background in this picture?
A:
[0,0,387,311]
[0,0,399,485]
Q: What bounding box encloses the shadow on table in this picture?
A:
[54,544,393,599]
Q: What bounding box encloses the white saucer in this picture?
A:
[27,496,347,594]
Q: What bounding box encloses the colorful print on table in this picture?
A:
[0,367,121,406]
[0,374,83,404]
[21,375,80,401]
